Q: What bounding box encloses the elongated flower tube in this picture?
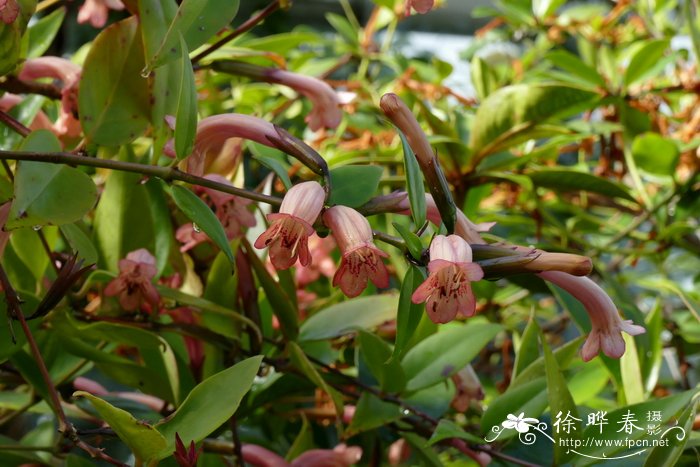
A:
[77,0,124,28]
[255,181,325,270]
[183,114,280,175]
[19,57,82,137]
[539,271,645,361]
[211,61,342,131]
[380,93,457,232]
[323,206,389,298]
[406,0,435,15]
[412,235,484,323]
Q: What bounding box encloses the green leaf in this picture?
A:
[27,7,66,59]
[288,342,343,417]
[244,242,298,340]
[624,39,670,86]
[470,56,498,100]
[397,128,426,227]
[60,223,98,265]
[156,355,262,455]
[643,400,697,467]
[299,294,399,341]
[144,179,173,276]
[631,133,680,176]
[481,378,548,439]
[393,266,426,358]
[74,391,167,462]
[0,0,35,76]
[529,169,635,202]
[620,333,644,404]
[171,184,235,267]
[545,50,606,87]
[358,330,405,393]
[0,95,44,150]
[94,164,155,272]
[139,0,178,64]
[8,130,97,229]
[346,392,401,436]
[470,84,598,157]
[512,313,540,380]
[428,419,484,446]
[79,17,151,146]
[325,12,359,46]
[543,333,579,465]
[9,226,54,281]
[146,0,241,70]
[174,35,198,160]
[532,0,565,18]
[402,321,502,392]
[392,222,423,260]
[577,390,698,460]
[328,165,383,208]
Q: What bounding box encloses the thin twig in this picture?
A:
[0,109,30,138]
[0,150,282,206]
[192,0,282,65]
[0,75,62,100]
[0,263,128,467]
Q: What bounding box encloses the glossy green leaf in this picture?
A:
[511,337,584,388]
[576,390,698,460]
[27,7,66,59]
[470,84,598,157]
[631,132,680,176]
[428,419,484,446]
[471,55,498,100]
[546,49,606,87]
[643,400,697,467]
[9,226,54,281]
[481,377,548,439]
[93,164,155,272]
[402,321,502,392]
[512,313,540,380]
[299,294,399,341]
[543,334,579,464]
[156,356,262,455]
[0,0,35,76]
[288,342,343,416]
[358,330,405,393]
[74,391,167,462]
[146,0,241,70]
[620,333,644,404]
[393,266,426,358]
[60,223,98,265]
[79,17,151,146]
[328,165,383,208]
[245,242,298,340]
[8,130,97,229]
[144,179,173,276]
[398,129,426,228]
[529,169,635,202]
[624,39,669,86]
[346,392,401,436]
[171,184,234,267]
[392,222,423,260]
[139,0,178,64]
[174,35,198,160]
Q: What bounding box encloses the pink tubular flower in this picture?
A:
[411,235,483,323]
[539,271,646,361]
[323,206,389,298]
[19,57,82,137]
[176,175,255,252]
[104,249,160,312]
[0,0,19,24]
[77,0,124,28]
[182,114,280,176]
[265,69,342,131]
[295,234,337,286]
[241,444,361,467]
[406,0,435,15]
[254,181,325,270]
